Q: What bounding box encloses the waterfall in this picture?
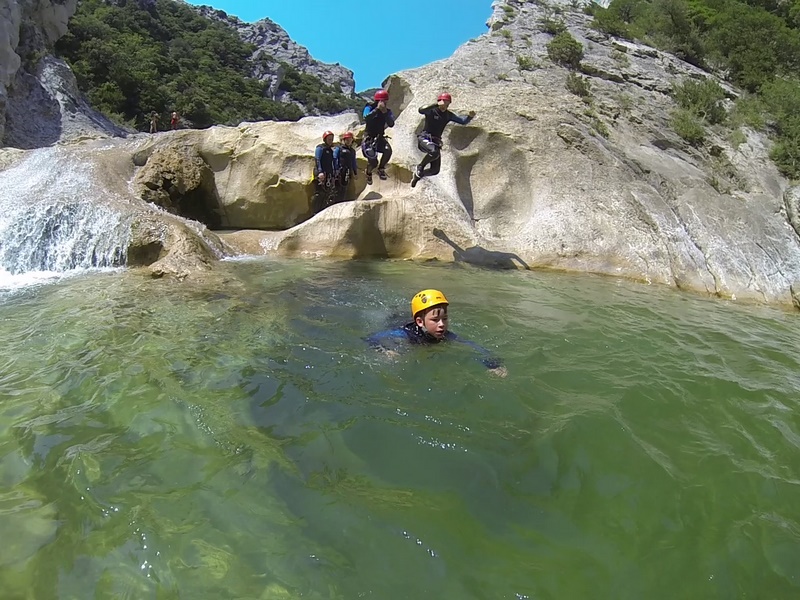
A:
[0,147,131,289]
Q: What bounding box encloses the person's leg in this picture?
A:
[377,139,392,177]
[362,138,377,183]
[428,155,441,176]
[312,182,326,214]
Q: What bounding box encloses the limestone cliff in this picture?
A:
[129,0,800,306]
[4,0,800,308]
[0,0,125,148]
[193,5,356,98]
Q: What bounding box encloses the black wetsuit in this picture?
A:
[415,104,474,177]
[313,143,336,213]
[362,103,395,171]
[333,143,357,203]
[366,322,502,369]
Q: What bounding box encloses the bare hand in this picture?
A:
[488,365,507,378]
[468,110,477,118]
[318,173,326,183]
[378,100,387,112]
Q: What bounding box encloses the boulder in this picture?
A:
[133,144,221,227]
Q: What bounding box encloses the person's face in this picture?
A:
[416,306,448,339]
[343,137,353,146]
[324,134,334,146]
[437,100,451,110]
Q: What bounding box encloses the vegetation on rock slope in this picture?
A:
[55,0,361,130]
[588,0,800,178]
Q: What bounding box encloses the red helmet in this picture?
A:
[374,90,389,101]
[437,92,452,102]
[322,130,334,141]
[342,132,354,140]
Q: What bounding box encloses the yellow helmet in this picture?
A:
[411,289,449,318]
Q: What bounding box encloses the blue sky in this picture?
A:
[184,1,493,90]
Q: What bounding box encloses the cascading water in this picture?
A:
[0,146,132,289]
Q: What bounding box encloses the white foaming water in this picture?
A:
[0,147,131,291]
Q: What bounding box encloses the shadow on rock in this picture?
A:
[433,228,530,270]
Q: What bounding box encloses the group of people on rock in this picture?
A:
[312,90,476,213]
[149,111,181,133]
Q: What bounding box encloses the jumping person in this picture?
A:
[411,93,476,187]
[312,131,337,214]
[362,89,395,185]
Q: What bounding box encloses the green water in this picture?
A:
[1,259,799,599]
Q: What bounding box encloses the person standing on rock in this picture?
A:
[362,89,395,185]
[170,111,180,130]
[312,131,337,213]
[411,93,476,187]
[149,111,160,134]
[333,132,358,203]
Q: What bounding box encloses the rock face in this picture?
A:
[0,0,126,147]
[196,0,799,306]
[5,0,800,307]
[193,5,356,97]
[131,113,364,230]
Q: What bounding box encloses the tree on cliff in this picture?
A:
[55,0,360,130]
[589,0,800,178]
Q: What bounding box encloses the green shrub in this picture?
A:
[547,32,584,69]
[610,49,630,67]
[770,135,800,180]
[729,128,747,149]
[55,0,358,129]
[517,55,534,70]
[566,72,592,97]
[539,17,567,35]
[671,109,706,146]
[671,78,727,125]
[730,95,765,130]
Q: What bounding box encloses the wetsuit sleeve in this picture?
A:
[448,112,474,126]
[333,146,341,172]
[419,104,437,114]
[314,145,324,176]
[449,332,503,369]
[385,109,395,128]
[366,327,409,350]
[364,105,380,123]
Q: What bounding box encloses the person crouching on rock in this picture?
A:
[312,131,337,214]
[362,89,395,185]
[366,289,507,377]
[333,132,358,204]
[411,93,476,188]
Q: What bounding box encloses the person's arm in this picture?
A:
[448,111,476,125]
[419,104,437,114]
[314,146,324,177]
[448,332,506,374]
[364,105,380,122]
[385,109,395,128]
[366,327,409,352]
[333,146,341,173]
